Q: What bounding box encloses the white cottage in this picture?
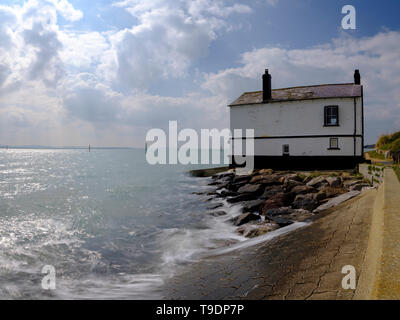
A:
[229,69,364,169]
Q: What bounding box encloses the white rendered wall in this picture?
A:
[230,97,363,157]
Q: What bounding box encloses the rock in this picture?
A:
[249,175,264,184]
[232,175,252,184]
[292,194,318,211]
[306,176,328,188]
[237,184,264,195]
[350,182,371,191]
[268,216,293,227]
[313,191,327,202]
[259,169,274,175]
[212,172,234,180]
[219,190,238,197]
[240,223,279,238]
[318,186,346,198]
[260,185,285,199]
[257,174,282,186]
[261,193,294,214]
[285,173,304,182]
[291,185,315,195]
[241,199,265,213]
[264,206,293,216]
[227,193,258,203]
[313,191,361,213]
[326,176,342,187]
[207,203,224,210]
[208,210,227,217]
[283,179,304,191]
[227,180,248,192]
[232,212,260,226]
[289,209,313,222]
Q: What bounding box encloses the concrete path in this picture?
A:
[371,168,400,299]
[164,190,377,300]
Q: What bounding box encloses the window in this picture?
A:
[324,105,339,126]
[282,144,289,155]
[329,138,339,150]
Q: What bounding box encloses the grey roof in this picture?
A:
[229,83,362,107]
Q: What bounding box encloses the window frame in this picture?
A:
[328,137,340,150]
[324,105,339,127]
[282,144,289,155]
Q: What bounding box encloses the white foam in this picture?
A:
[205,221,309,256]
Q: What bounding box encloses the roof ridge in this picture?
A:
[241,83,357,95]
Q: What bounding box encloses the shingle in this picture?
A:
[229,83,362,106]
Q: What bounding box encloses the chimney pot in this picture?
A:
[263,69,272,102]
[354,69,361,85]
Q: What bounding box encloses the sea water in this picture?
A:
[0,148,308,299]
[0,148,249,299]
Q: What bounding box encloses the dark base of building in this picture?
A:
[230,156,365,170]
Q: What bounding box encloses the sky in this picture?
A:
[0,0,400,146]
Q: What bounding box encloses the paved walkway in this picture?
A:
[373,168,400,299]
[163,190,377,300]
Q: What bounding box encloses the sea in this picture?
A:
[0,148,254,299]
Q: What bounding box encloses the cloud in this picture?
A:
[109,0,252,89]
[45,0,83,22]
[22,22,64,86]
[0,0,399,148]
[202,31,400,144]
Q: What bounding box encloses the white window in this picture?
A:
[324,105,339,126]
[329,138,339,149]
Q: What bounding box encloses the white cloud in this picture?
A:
[202,31,400,143]
[0,0,399,147]
[108,0,252,89]
[45,0,83,22]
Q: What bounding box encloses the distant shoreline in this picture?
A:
[0,146,137,150]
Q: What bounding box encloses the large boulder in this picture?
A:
[292,194,318,211]
[283,179,304,191]
[306,176,328,189]
[350,182,371,191]
[237,184,264,195]
[232,175,252,184]
[227,193,258,203]
[313,191,327,202]
[264,206,293,217]
[285,173,304,182]
[259,169,274,175]
[326,176,342,188]
[232,212,260,226]
[289,209,313,222]
[318,186,346,198]
[239,222,280,238]
[260,185,285,199]
[218,190,238,197]
[241,199,265,213]
[257,174,282,186]
[291,185,315,195]
[268,216,293,227]
[261,192,294,214]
